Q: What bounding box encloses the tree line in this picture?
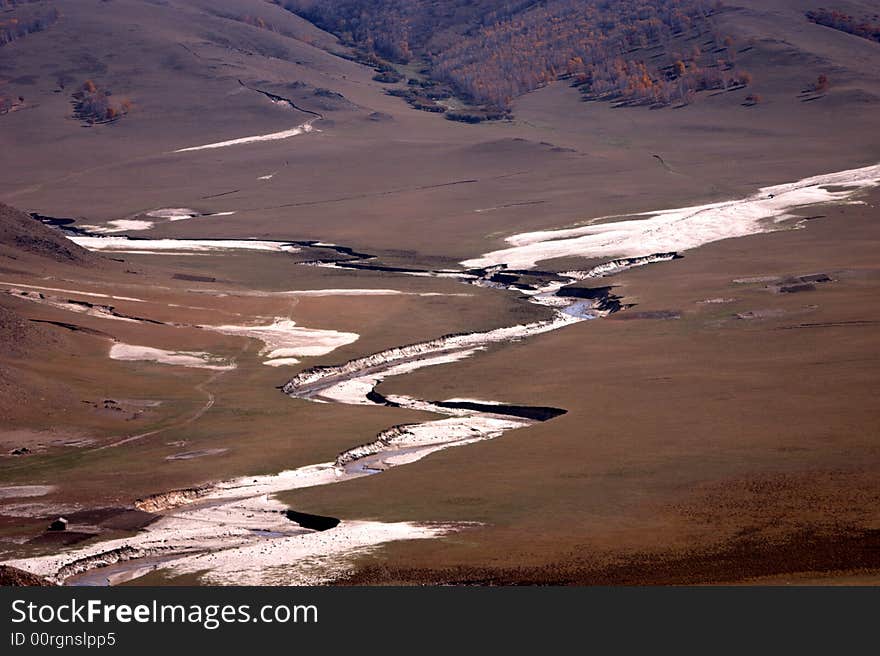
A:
[277,0,751,111]
[0,5,59,47]
[806,8,880,44]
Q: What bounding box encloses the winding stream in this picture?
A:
[7,162,880,585]
[7,243,660,586]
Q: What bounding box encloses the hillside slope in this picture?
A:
[0,0,877,254]
[0,202,98,423]
[0,203,95,264]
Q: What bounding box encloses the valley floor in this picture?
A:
[1,0,879,586]
[1,177,878,586]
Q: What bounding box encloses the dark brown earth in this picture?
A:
[0,203,96,265]
[0,564,54,586]
[341,529,880,586]
[0,202,106,425]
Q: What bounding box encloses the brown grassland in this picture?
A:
[0,0,878,585]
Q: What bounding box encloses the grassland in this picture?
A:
[0,0,878,584]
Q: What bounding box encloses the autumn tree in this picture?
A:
[0,6,59,46]
[71,81,132,124]
[806,9,880,44]
[279,0,738,110]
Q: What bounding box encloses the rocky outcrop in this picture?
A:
[556,285,629,313]
[565,252,681,280]
[53,545,158,583]
[134,486,210,513]
[335,424,413,467]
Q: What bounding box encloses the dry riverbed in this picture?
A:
[4,163,880,585]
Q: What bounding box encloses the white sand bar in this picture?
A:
[70,236,300,254]
[0,485,56,499]
[6,486,453,586]
[146,208,197,221]
[79,220,156,234]
[206,318,358,360]
[263,357,301,367]
[5,459,453,585]
[75,210,235,234]
[109,344,235,370]
[462,163,880,269]
[174,122,315,153]
[172,520,452,586]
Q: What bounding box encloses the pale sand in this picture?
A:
[173,520,455,586]
[463,163,880,269]
[77,209,236,234]
[109,344,235,370]
[0,485,56,499]
[70,236,300,254]
[79,219,155,233]
[145,208,197,220]
[263,357,302,367]
[205,318,359,360]
[173,122,316,153]
[4,459,456,586]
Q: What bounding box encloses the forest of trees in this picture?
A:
[278,0,749,111]
[806,8,880,44]
[0,4,59,47]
